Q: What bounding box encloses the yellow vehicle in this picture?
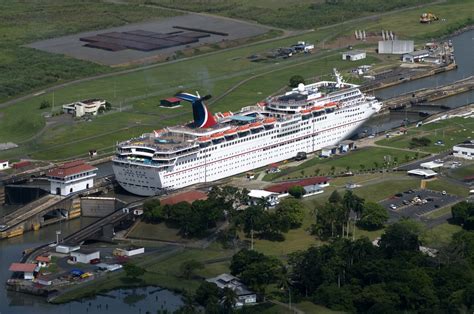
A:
[80,272,93,279]
[420,12,439,23]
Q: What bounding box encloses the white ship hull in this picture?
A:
[113,101,380,196]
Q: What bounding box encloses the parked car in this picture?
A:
[442,190,447,195]
[90,258,101,265]
[390,204,397,210]
[403,200,410,205]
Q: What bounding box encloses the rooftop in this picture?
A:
[72,248,100,255]
[9,263,37,273]
[343,50,365,56]
[266,176,329,193]
[405,50,430,57]
[35,255,51,263]
[248,189,278,199]
[163,97,181,103]
[160,190,208,206]
[48,160,97,178]
[454,143,474,149]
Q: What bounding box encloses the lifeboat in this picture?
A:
[263,117,276,124]
[211,132,224,139]
[237,125,250,132]
[222,111,233,117]
[311,106,324,111]
[198,136,211,142]
[301,109,312,115]
[249,122,264,129]
[224,128,237,135]
[324,102,338,107]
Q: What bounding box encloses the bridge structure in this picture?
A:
[0,176,117,239]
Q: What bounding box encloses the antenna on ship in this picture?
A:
[333,68,345,88]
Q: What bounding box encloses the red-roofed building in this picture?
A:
[9,263,37,279]
[160,97,181,107]
[47,160,97,196]
[35,255,51,268]
[160,190,208,206]
[265,176,330,197]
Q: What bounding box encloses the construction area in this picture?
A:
[26,13,269,66]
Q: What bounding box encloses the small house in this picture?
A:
[402,50,430,63]
[265,176,330,198]
[248,190,280,207]
[35,255,51,268]
[342,50,366,61]
[47,160,97,196]
[70,249,100,264]
[339,140,355,153]
[407,169,437,178]
[320,145,338,157]
[160,97,181,107]
[9,263,37,280]
[0,160,9,171]
[35,274,54,286]
[207,274,257,308]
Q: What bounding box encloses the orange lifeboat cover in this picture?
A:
[263,117,276,124]
[211,132,224,138]
[224,128,237,135]
[237,125,250,131]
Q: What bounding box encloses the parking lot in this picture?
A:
[380,189,461,221]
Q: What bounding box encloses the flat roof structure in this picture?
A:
[248,190,278,199]
[9,263,37,272]
[160,190,208,206]
[266,176,330,193]
[407,169,437,178]
[420,161,443,169]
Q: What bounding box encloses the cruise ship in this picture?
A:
[113,70,382,196]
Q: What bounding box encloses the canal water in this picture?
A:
[357,29,474,136]
[0,218,183,314]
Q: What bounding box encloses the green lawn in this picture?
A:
[127,220,189,243]
[449,163,474,180]
[267,147,425,181]
[421,223,462,248]
[425,177,470,197]
[424,205,452,219]
[376,118,474,153]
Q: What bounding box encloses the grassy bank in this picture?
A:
[266,146,426,181]
[376,117,474,153]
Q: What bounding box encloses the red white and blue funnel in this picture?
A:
[175,92,217,128]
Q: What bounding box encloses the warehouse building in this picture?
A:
[402,50,430,63]
[453,143,474,160]
[342,50,366,61]
[378,40,414,54]
[47,160,97,196]
[70,249,100,264]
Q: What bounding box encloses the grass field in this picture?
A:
[422,222,462,248]
[376,118,474,153]
[146,0,435,29]
[266,147,425,181]
[127,221,189,243]
[449,163,474,180]
[0,1,181,102]
[425,177,470,197]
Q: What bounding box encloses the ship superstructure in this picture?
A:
[113,70,382,196]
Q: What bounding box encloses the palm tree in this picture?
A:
[222,287,237,313]
[276,267,292,310]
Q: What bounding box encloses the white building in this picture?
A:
[407,168,437,178]
[113,247,145,257]
[47,160,97,196]
[207,274,257,307]
[342,50,366,61]
[63,99,106,118]
[248,190,280,207]
[0,160,9,171]
[402,50,430,63]
[56,244,80,254]
[9,263,37,280]
[453,144,474,160]
[420,161,443,169]
[70,249,100,264]
[378,40,414,54]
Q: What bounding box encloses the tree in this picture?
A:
[195,281,220,307]
[180,259,204,279]
[288,185,305,199]
[275,198,305,228]
[105,102,112,110]
[378,219,422,257]
[39,100,51,109]
[330,165,336,174]
[289,75,305,88]
[221,287,237,312]
[451,201,474,227]
[328,190,342,204]
[123,263,145,279]
[357,202,389,230]
[343,190,365,219]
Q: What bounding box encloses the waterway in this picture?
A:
[356,29,474,136]
[0,218,183,313]
[0,28,473,314]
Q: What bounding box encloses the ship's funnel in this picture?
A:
[175,92,217,128]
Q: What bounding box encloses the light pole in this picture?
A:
[56,230,61,245]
